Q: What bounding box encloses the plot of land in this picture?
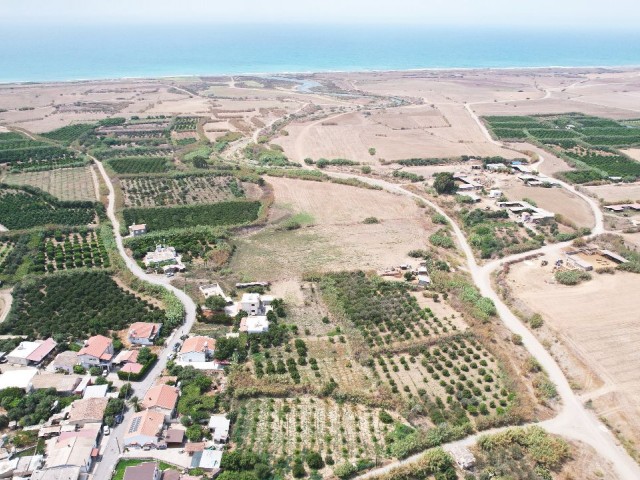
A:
[584,183,640,203]
[506,262,640,455]
[4,166,97,201]
[230,177,432,280]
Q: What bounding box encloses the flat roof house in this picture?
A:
[142,384,179,420]
[77,335,114,370]
[178,336,215,363]
[208,415,231,444]
[239,315,269,334]
[128,322,162,346]
[124,410,166,449]
[7,338,56,366]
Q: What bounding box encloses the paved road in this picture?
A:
[325,172,640,480]
[92,157,198,480]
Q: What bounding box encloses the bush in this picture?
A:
[529,314,544,329]
[378,410,393,424]
[333,462,357,479]
[363,217,380,224]
[433,172,457,194]
[305,451,324,469]
[554,270,591,285]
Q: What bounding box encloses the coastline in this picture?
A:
[2,63,640,86]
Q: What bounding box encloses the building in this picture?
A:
[0,368,38,390]
[50,351,79,374]
[30,374,81,395]
[600,249,628,264]
[67,398,109,427]
[83,384,109,399]
[113,349,139,366]
[32,466,82,480]
[239,315,269,334]
[43,435,97,473]
[190,449,222,472]
[143,245,185,272]
[485,163,508,171]
[128,322,162,346]
[208,415,231,444]
[603,203,640,213]
[511,164,532,174]
[240,293,263,315]
[497,201,554,224]
[77,335,114,370]
[124,410,166,449]
[178,336,215,363]
[142,384,179,420]
[488,189,503,199]
[199,283,232,303]
[123,461,160,480]
[120,362,144,376]
[6,338,56,366]
[447,445,475,470]
[128,224,147,237]
[165,428,185,446]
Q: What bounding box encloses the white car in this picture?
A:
[103,425,110,436]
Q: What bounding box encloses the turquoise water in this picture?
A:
[1,24,639,83]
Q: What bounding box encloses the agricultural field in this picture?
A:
[0,132,86,172]
[124,227,231,266]
[233,397,400,465]
[40,123,96,144]
[484,114,640,181]
[0,270,166,339]
[38,229,109,272]
[107,156,173,174]
[318,271,465,349]
[5,165,97,201]
[122,200,261,232]
[171,116,201,131]
[119,174,253,207]
[0,186,99,230]
[369,336,514,422]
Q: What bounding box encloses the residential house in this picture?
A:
[208,415,231,444]
[239,293,273,315]
[124,410,166,449]
[6,338,56,366]
[50,351,79,374]
[123,462,160,480]
[32,466,82,480]
[30,374,81,395]
[191,449,222,472]
[43,435,97,473]
[128,322,161,346]
[177,336,215,363]
[239,316,269,334]
[143,245,185,272]
[142,384,179,420]
[67,398,109,427]
[113,349,139,366]
[83,384,109,399]
[165,428,185,446]
[128,224,147,237]
[77,335,114,370]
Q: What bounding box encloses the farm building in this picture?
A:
[511,164,532,174]
[208,415,231,443]
[447,444,476,470]
[488,189,502,198]
[453,173,482,191]
[77,335,114,370]
[124,410,166,449]
[128,224,147,237]
[485,163,508,171]
[600,249,628,264]
[239,315,269,334]
[497,201,554,224]
[604,203,640,213]
[6,338,56,366]
[128,322,162,346]
[178,336,215,363]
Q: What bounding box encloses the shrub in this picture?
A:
[529,314,544,329]
[333,462,357,479]
[305,451,324,469]
[554,270,591,285]
[363,217,380,224]
[378,410,393,424]
[433,172,457,194]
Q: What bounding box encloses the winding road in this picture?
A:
[91,157,198,480]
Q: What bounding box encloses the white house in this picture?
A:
[6,339,56,367]
[128,224,147,237]
[239,315,269,334]
[177,336,215,363]
[488,189,502,199]
[128,322,161,346]
[124,410,166,449]
[239,293,273,315]
[77,335,114,370]
[208,415,231,444]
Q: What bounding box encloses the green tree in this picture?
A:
[433,172,457,194]
[205,295,228,311]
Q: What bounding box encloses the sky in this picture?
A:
[2,0,640,28]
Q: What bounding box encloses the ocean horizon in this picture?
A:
[1,24,640,83]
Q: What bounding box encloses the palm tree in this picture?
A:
[129,395,141,412]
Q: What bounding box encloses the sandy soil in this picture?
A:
[230,177,433,280]
[584,183,640,203]
[500,177,595,228]
[622,148,640,161]
[506,262,640,457]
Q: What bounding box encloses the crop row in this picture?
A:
[37,230,110,272]
[108,157,173,174]
[41,124,96,144]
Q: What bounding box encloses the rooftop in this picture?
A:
[120,362,144,374]
[8,339,56,362]
[0,367,38,390]
[31,374,81,393]
[68,398,109,424]
[180,336,215,355]
[142,384,179,411]
[125,410,165,440]
[78,335,112,360]
[114,349,139,364]
[123,461,158,480]
[83,384,109,399]
[128,322,161,341]
[45,435,95,469]
[51,351,78,371]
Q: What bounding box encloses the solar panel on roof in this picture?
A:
[128,416,142,433]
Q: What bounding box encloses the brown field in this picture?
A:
[230,177,434,281]
[500,177,595,228]
[584,183,640,203]
[506,262,640,457]
[4,166,98,201]
[622,148,640,161]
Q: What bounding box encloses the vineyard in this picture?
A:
[124,227,231,266]
[0,186,99,229]
[119,174,246,207]
[318,271,465,349]
[122,200,261,232]
[233,397,399,465]
[108,157,173,174]
[369,336,513,423]
[5,166,97,201]
[484,114,640,180]
[0,270,165,340]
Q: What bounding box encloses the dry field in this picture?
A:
[584,183,640,203]
[4,166,98,201]
[233,396,401,464]
[622,148,640,161]
[499,177,595,228]
[506,262,640,457]
[230,177,433,281]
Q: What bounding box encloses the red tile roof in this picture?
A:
[26,338,57,363]
[128,322,161,341]
[142,384,179,411]
[120,362,144,374]
[179,336,215,355]
[78,335,112,360]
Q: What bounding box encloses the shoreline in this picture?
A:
[2,64,640,87]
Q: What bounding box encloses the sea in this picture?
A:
[1,24,639,83]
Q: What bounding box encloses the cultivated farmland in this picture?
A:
[38,229,110,272]
[5,166,98,201]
